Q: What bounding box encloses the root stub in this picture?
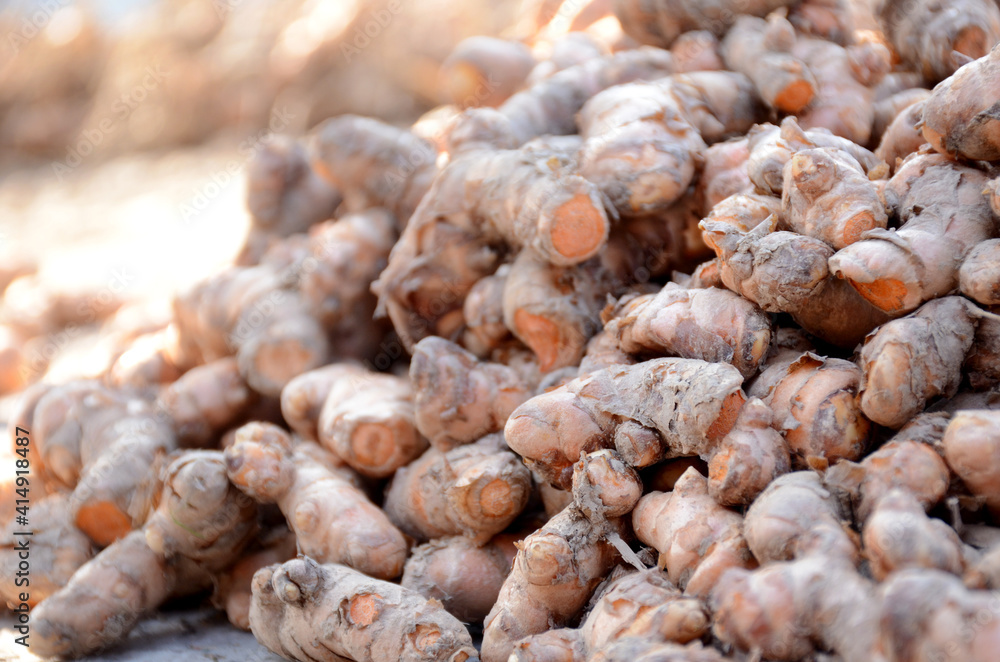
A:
[547,193,608,263]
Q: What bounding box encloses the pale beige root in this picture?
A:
[942,410,1000,517]
[410,337,532,451]
[924,46,1000,161]
[960,239,1000,306]
[504,358,746,489]
[8,382,51,493]
[825,418,951,522]
[439,36,535,108]
[481,505,622,662]
[509,628,586,662]
[310,115,438,222]
[859,297,981,428]
[225,422,408,579]
[312,365,425,478]
[697,138,752,212]
[156,357,253,448]
[280,363,361,443]
[373,136,608,350]
[832,153,998,315]
[0,494,94,608]
[612,0,797,47]
[581,568,709,649]
[238,135,342,265]
[588,639,727,662]
[603,282,772,379]
[700,218,890,347]
[298,209,398,332]
[453,47,676,146]
[879,569,1000,662]
[502,250,610,372]
[669,30,722,73]
[461,267,512,356]
[745,117,882,196]
[677,259,722,289]
[747,351,870,467]
[383,433,532,542]
[0,274,126,339]
[214,530,298,630]
[791,37,891,145]
[172,264,329,396]
[107,327,184,390]
[143,450,259,567]
[578,329,634,376]
[872,88,931,146]
[577,72,761,218]
[30,381,177,545]
[710,534,881,662]
[702,191,781,234]
[965,540,1000,589]
[250,557,478,662]
[706,397,790,506]
[862,489,965,581]
[0,325,32,395]
[527,32,608,84]
[632,467,754,598]
[721,14,816,113]
[781,148,888,249]
[966,313,1000,390]
[744,471,858,565]
[875,99,928,170]
[788,0,852,44]
[877,0,1000,83]
[401,534,518,623]
[29,530,200,659]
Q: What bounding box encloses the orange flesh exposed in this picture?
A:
[706,391,746,442]
[76,501,132,547]
[549,192,606,262]
[773,80,814,113]
[848,277,909,313]
[514,309,562,372]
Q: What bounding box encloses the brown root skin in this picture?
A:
[877,0,1000,83]
[875,98,928,171]
[744,471,858,566]
[238,135,342,265]
[504,358,745,489]
[453,47,676,146]
[310,115,437,222]
[966,312,1000,390]
[831,153,997,315]
[711,539,880,662]
[863,489,965,581]
[510,628,586,662]
[632,467,754,597]
[411,337,532,451]
[250,557,478,662]
[462,267,512,356]
[502,251,607,373]
[721,14,816,113]
[571,449,643,521]
[316,364,425,478]
[697,137,752,212]
[825,431,951,524]
[879,569,1000,662]
[702,191,781,235]
[384,434,532,542]
[280,363,359,443]
[157,357,254,448]
[603,282,772,379]
[0,493,94,608]
[401,534,517,623]
[439,36,535,108]
[708,397,790,506]
[747,351,870,467]
[781,147,888,249]
[143,450,258,570]
[960,239,1000,306]
[226,422,408,580]
[859,297,980,428]
[214,530,298,630]
[700,217,890,348]
[942,410,1000,518]
[481,504,622,662]
[613,0,797,47]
